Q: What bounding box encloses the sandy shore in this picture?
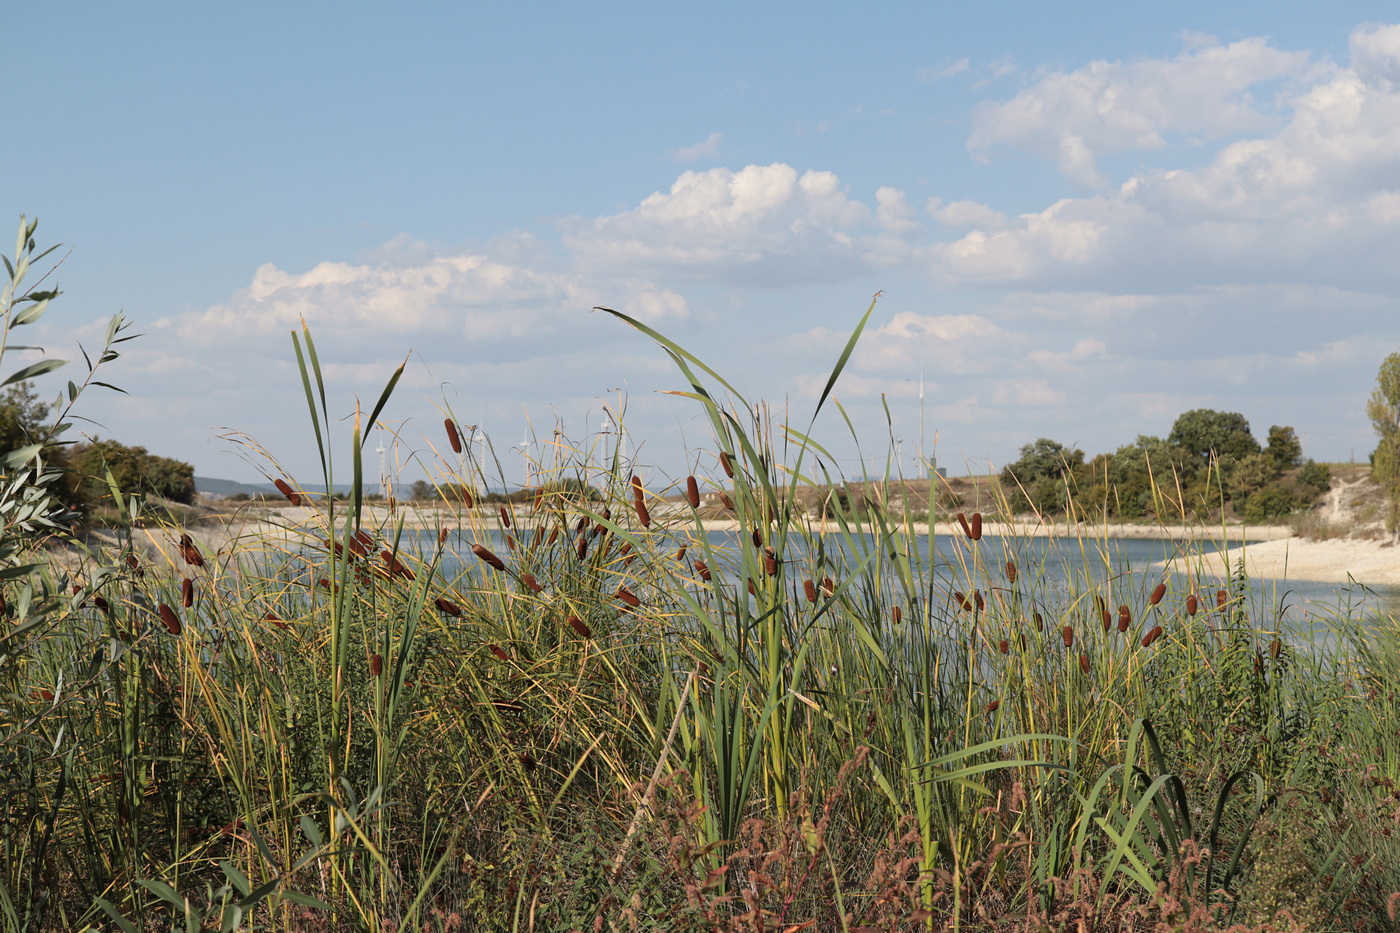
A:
[1162,536,1400,586]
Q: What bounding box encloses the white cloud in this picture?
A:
[562,163,911,285]
[670,132,723,162]
[918,58,969,81]
[969,36,1312,187]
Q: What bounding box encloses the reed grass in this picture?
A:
[1,297,1398,931]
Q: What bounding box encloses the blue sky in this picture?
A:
[8,2,1400,488]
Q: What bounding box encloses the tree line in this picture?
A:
[999,408,1331,521]
[0,381,195,512]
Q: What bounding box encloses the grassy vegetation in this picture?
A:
[5,278,1400,930]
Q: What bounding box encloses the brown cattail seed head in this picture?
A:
[956,512,973,539]
[891,605,903,625]
[719,492,735,511]
[274,479,301,507]
[470,543,505,571]
[498,505,512,528]
[764,547,779,576]
[434,597,462,616]
[634,497,651,529]
[998,638,1009,654]
[1118,605,1131,632]
[986,700,1000,713]
[821,576,835,597]
[369,654,383,676]
[566,615,591,638]
[547,525,560,546]
[505,534,519,552]
[1186,594,1199,616]
[1061,625,1074,648]
[720,451,734,478]
[1034,611,1043,631]
[804,579,817,603]
[1149,583,1166,606]
[317,578,332,590]
[126,553,143,576]
[181,578,194,608]
[1270,636,1282,659]
[1142,625,1163,647]
[489,644,509,662]
[970,512,983,540]
[438,527,449,546]
[676,545,687,561]
[630,474,644,500]
[1079,653,1091,673]
[616,586,640,607]
[575,534,588,561]
[265,611,288,631]
[1006,561,1017,583]
[686,476,700,508]
[746,578,757,596]
[953,590,969,611]
[974,590,985,612]
[1216,589,1228,610]
[694,560,711,582]
[158,604,182,635]
[445,418,462,453]
[522,572,543,593]
[1102,609,1112,631]
[751,528,763,549]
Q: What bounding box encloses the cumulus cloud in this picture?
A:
[969,35,1312,187]
[562,163,916,285]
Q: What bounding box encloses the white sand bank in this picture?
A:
[1163,536,1400,586]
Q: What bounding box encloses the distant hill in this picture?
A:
[195,476,416,499]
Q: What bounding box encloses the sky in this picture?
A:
[7,2,1400,490]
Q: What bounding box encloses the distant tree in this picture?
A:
[0,382,50,456]
[999,438,1086,515]
[1224,452,1281,504]
[1368,352,1400,537]
[410,479,432,501]
[1242,483,1297,522]
[1264,425,1303,469]
[1293,459,1332,498]
[71,439,196,506]
[1168,409,1260,464]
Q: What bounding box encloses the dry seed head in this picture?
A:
[434,597,463,617]
[719,492,734,511]
[746,578,757,596]
[471,544,506,572]
[1270,636,1282,659]
[370,654,383,676]
[634,497,651,528]
[489,644,510,662]
[686,476,700,508]
[575,533,588,561]
[499,505,512,529]
[181,578,194,608]
[970,512,983,540]
[693,559,711,582]
[566,615,592,638]
[956,512,973,539]
[1186,594,1199,616]
[264,611,288,631]
[1061,625,1074,648]
[675,545,686,561]
[630,474,644,501]
[1142,625,1163,647]
[891,605,902,625]
[1079,653,1090,673]
[751,528,763,548]
[274,479,301,507]
[504,534,517,552]
[445,418,462,453]
[1216,589,1228,610]
[158,604,182,636]
[986,700,1000,713]
[616,586,641,607]
[998,638,1009,655]
[719,451,734,478]
[439,527,449,546]
[1006,561,1017,584]
[1117,605,1131,632]
[804,579,817,603]
[522,572,543,593]
[1149,582,1166,606]
[547,525,560,546]
[1101,609,1112,632]
[317,578,332,591]
[1034,611,1043,631]
[973,590,985,612]
[821,576,834,597]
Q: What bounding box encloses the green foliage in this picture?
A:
[1225,452,1282,503]
[70,438,196,506]
[1368,352,1400,535]
[1265,424,1303,468]
[1242,482,1296,521]
[1294,458,1332,498]
[999,437,1086,514]
[1169,408,1261,463]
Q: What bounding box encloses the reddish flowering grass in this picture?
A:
[158,604,181,635]
[274,479,301,506]
[472,544,506,572]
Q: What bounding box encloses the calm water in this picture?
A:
[405,527,1400,627]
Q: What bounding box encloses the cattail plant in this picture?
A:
[274,478,301,506]
[434,597,463,617]
[445,418,462,453]
[686,475,700,508]
[158,603,181,635]
[181,577,194,608]
[472,544,506,571]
